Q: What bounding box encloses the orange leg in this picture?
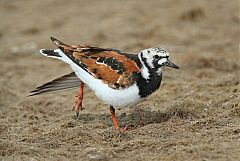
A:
[109,106,119,130]
[73,81,84,117]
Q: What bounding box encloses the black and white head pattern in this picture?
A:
[138,47,169,80]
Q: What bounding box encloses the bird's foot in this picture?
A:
[73,93,83,117]
[117,126,129,131]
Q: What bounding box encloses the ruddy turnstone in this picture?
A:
[30,37,179,130]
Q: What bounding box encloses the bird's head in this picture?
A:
[139,47,179,70]
[138,47,179,79]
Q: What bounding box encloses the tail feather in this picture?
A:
[40,49,61,58]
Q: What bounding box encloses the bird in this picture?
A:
[30,37,179,130]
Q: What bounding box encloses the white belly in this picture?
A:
[58,51,141,107]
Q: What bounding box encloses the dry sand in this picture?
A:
[0,0,239,160]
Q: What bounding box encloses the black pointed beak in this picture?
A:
[163,59,179,69]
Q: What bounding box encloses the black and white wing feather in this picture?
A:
[29,72,81,96]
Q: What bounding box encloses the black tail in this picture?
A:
[40,49,61,58]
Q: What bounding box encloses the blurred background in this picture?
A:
[0,0,239,160]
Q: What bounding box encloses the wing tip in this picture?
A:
[50,36,58,43]
[50,36,66,47]
[50,36,59,45]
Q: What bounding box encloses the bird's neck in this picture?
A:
[135,58,163,97]
[136,70,162,98]
[123,53,162,97]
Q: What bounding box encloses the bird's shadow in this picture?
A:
[75,107,193,129]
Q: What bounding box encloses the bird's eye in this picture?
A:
[154,55,160,59]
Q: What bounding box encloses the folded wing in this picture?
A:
[50,37,141,89]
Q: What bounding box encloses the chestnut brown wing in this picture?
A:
[50,37,140,89]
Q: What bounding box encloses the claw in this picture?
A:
[76,111,79,118]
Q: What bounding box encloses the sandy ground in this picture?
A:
[0,0,239,160]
